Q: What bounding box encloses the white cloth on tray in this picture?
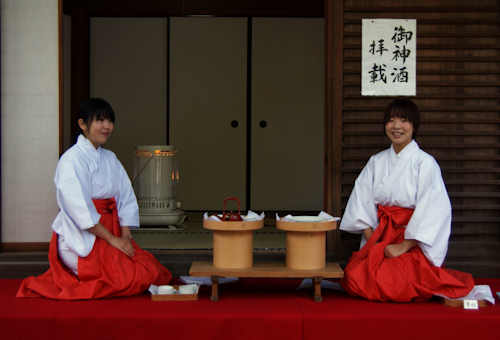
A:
[276,211,340,222]
[203,210,264,221]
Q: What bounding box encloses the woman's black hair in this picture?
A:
[77,98,116,131]
[383,98,420,138]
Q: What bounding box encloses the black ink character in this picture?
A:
[392,45,411,63]
[369,63,387,83]
[369,39,389,56]
[390,67,409,83]
[391,26,413,44]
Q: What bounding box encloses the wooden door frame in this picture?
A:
[324,0,343,256]
[63,0,341,251]
[58,0,64,155]
[0,5,2,247]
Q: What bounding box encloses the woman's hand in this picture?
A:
[88,223,135,257]
[384,239,417,258]
[109,236,135,257]
[121,226,133,240]
[363,227,374,240]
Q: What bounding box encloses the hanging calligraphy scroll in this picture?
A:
[361,19,416,96]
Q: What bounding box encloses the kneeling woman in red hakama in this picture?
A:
[17,98,171,300]
[340,99,473,302]
[342,205,473,302]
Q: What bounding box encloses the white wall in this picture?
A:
[90,18,168,177]
[1,0,59,242]
[63,14,71,152]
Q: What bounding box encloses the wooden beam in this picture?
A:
[63,0,183,16]
[1,243,49,252]
[332,0,343,219]
[343,6,499,13]
[62,0,323,17]
[324,0,333,215]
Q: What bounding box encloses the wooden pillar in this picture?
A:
[0,5,2,247]
[325,0,343,257]
[70,6,89,143]
[58,0,63,155]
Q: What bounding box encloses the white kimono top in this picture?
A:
[52,135,139,260]
[339,140,452,266]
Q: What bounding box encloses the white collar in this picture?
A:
[390,139,418,160]
[77,134,101,160]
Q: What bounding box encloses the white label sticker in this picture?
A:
[463,299,479,310]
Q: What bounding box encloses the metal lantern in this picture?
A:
[133,145,185,227]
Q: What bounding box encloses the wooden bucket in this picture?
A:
[276,219,337,270]
[204,219,264,269]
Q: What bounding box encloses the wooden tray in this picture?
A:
[151,293,198,301]
[151,285,199,301]
[441,298,489,308]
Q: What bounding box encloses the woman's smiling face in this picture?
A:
[78,117,114,148]
[385,116,413,153]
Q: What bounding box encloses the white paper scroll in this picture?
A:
[362,19,417,96]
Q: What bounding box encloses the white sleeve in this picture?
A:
[404,157,451,248]
[55,158,101,230]
[403,156,451,266]
[340,156,378,234]
[114,155,140,228]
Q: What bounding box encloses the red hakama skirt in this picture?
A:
[341,205,474,302]
[17,198,172,300]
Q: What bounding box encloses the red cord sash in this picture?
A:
[17,198,171,300]
[341,205,474,302]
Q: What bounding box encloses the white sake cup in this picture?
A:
[178,284,197,295]
[158,285,176,295]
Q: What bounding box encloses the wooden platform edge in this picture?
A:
[189,261,344,279]
[1,242,49,252]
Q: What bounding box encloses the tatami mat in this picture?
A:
[131,221,286,250]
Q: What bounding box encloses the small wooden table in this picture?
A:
[189,261,344,302]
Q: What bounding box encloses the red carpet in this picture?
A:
[2,278,499,340]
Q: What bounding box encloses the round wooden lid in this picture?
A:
[276,219,337,232]
[203,218,264,231]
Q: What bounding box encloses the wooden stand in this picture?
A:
[189,261,344,302]
[203,219,264,269]
[276,219,337,270]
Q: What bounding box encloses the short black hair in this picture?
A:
[78,98,116,129]
[383,98,420,138]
